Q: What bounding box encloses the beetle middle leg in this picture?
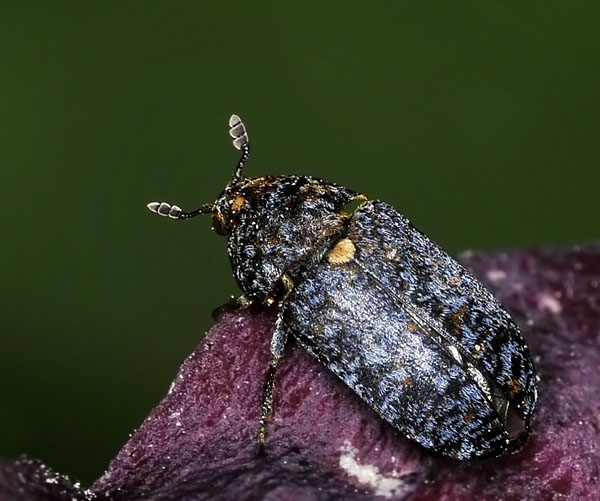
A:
[257,274,294,452]
[257,309,289,452]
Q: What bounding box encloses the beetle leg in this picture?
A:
[257,307,289,451]
[210,294,253,321]
[236,295,253,309]
[422,455,440,484]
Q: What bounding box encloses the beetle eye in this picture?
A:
[212,213,227,235]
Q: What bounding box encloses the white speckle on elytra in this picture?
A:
[537,292,562,314]
[338,441,408,498]
[448,345,463,364]
[486,269,507,282]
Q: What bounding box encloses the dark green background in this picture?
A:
[1,1,598,485]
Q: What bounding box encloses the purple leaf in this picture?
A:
[0,458,92,501]
[2,246,600,500]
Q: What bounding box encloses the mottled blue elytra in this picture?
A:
[147,115,538,460]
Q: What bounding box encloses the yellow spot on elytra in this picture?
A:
[231,195,246,211]
[281,274,293,292]
[446,276,461,286]
[450,305,469,335]
[326,238,356,265]
[507,377,523,397]
[384,243,399,262]
[464,410,477,422]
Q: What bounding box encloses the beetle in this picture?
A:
[147,114,538,460]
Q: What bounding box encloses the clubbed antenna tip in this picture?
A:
[147,201,212,220]
[229,114,249,151]
[147,201,182,219]
[229,114,250,182]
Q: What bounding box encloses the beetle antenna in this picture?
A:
[146,202,212,220]
[229,114,249,183]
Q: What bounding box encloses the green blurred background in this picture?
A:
[1,1,598,485]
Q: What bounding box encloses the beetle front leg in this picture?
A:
[257,308,289,451]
